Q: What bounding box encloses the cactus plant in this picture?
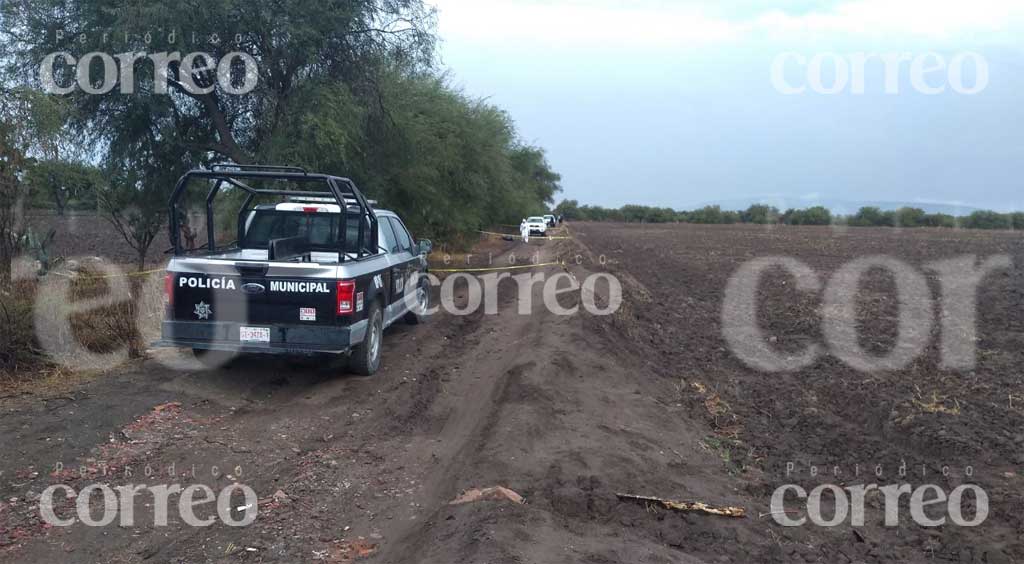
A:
[19,227,57,275]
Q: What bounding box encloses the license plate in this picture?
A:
[239,326,270,343]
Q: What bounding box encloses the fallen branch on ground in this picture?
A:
[616,493,746,518]
[450,486,524,505]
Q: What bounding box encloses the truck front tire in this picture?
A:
[404,280,430,325]
[350,302,383,375]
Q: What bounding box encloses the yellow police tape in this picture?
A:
[53,262,558,278]
[45,224,576,280]
[431,261,565,273]
[50,267,166,280]
[477,230,572,240]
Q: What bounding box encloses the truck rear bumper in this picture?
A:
[154,320,366,355]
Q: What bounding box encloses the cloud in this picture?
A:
[753,0,1024,41]
[429,0,1024,49]
[429,0,746,50]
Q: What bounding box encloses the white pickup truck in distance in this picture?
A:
[525,216,548,236]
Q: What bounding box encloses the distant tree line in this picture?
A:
[553,200,1024,231]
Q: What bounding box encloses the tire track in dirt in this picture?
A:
[370,238,765,564]
[374,253,552,562]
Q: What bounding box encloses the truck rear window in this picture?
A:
[242,211,373,253]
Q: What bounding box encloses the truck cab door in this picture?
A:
[392,217,421,300]
[379,217,417,318]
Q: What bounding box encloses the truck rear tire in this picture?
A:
[350,302,383,375]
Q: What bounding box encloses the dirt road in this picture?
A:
[0,234,762,563]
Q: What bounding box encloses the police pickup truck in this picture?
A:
[155,165,432,375]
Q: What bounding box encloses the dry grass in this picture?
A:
[912,388,962,416]
[0,279,45,375]
[0,266,160,390]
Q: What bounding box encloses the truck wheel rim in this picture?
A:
[369,313,381,362]
[416,286,428,314]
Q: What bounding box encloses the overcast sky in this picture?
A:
[428,0,1024,212]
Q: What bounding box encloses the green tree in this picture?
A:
[27,160,101,215]
[893,207,926,228]
[0,88,66,288]
[3,1,559,247]
[332,72,558,240]
[962,210,1012,230]
[741,204,781,224]
[620,205,648,223]
[97,144,190,271]
[2,0,439,245]
[509,146,561,211]
[649,207,677,223]
[554,199,580,220]
[691,205,724,224]
[0,119,28,290]
[3,0,436,165]
[783,206,832,226]
[850,206,889,227]
[921,213,957,228]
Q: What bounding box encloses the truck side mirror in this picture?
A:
[417,239,432,255]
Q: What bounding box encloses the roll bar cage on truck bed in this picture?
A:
[157,164,432,376]
[167,163,378,259]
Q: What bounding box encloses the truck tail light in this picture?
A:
[337,280,355,315]
[164,273,174,306]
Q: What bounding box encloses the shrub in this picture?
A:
[893,207,926,228]
[66,276,146,360]
[850,206,892,227]
[921,213,957,228]
[783,206,832,226]
[1,273,152,385]
[690,205,724,224]
[962,210,1012,230]
[0,288,39,375]
[548,201,1023,232]
[741,204,781,224]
